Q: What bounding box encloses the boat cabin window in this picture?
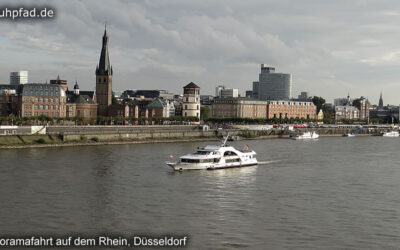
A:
[195,151,210,155]
[225,158,240,163]
[224,151,238,156]
[181,159,200,163]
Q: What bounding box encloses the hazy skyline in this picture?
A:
[2,0,400,104]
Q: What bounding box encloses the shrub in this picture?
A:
[35,138,46,144]
[91,137,99,142]
[80,135,87,141]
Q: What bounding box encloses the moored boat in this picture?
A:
[291,131,319,140]
[382,131,399,137]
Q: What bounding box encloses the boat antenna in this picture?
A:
[222,132,229,146]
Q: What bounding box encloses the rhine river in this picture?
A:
[1,137,400,249]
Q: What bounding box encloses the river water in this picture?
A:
[1,137,400,249]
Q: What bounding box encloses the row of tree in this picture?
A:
[0,115,200,126]
[205,117,317,124]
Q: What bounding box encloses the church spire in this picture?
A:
[96,25,112,75]
[378,91,383,107]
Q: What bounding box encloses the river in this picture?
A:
[1,136,400,249]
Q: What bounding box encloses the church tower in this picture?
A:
[96,26,113,116]
[378,92,383,108]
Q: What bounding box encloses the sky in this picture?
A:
[1,0,400,105]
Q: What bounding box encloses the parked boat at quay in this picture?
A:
[343,126,363,137]
[290,131,319,140]
[382,131,399,137]
[166,137,257,171]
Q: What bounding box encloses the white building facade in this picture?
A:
[182,82,200,119]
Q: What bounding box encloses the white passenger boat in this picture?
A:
[291,131,319,140]
[343,133,355,137]
[166,138,257,171]
[382,131,399,137]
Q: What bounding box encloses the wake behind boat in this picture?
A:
[166,137,257,171]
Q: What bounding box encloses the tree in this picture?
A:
[312,96,326,111]
[200,106,211,120]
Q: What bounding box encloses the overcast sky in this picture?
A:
[2,0,400,104]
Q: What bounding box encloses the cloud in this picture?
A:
[1,0,400,104]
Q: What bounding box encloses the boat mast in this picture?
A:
[222,133,229,146]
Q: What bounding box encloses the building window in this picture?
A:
[185,105,187,109]
[197,105,199,110]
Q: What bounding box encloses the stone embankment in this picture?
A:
[0,125,391,149]
[234,127,385,139]
[0,125,216,148]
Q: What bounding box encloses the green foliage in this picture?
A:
[312,96,326,111]
[91,137,99,142]
[200,106,211,120]
[369,118,382,124]
[80,135,87,141]
[240,130,257,138]
[322,110,334,124]
[35,138,46,144]
[205,117,316,124]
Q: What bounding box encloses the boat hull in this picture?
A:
[207,162,258,170]
[166,162,210,171]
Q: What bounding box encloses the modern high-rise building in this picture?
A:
[215,85,225,97]
[10,71,28,85]
[252,64,291,100]
[215,85,239,98]
[96,27,113,116]
[297,91,311,101]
